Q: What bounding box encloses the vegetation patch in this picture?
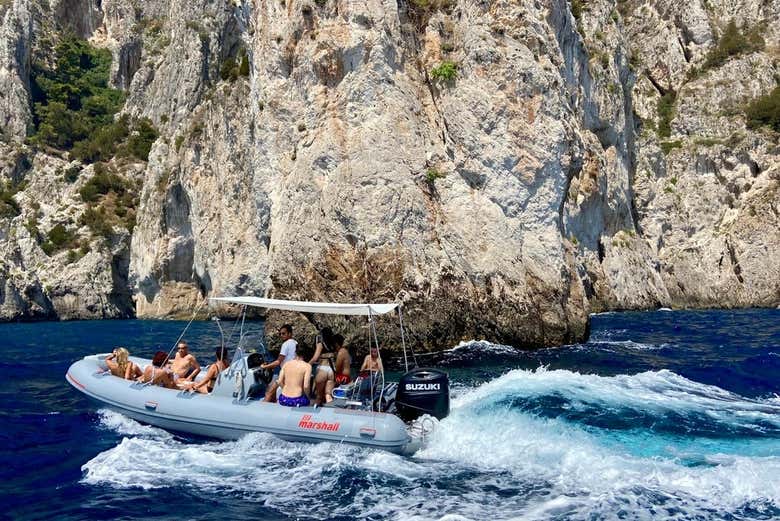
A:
[694,137,724,147]
[63,164,82,183]
[123,118,159,161]
[0,180,24,219]
[571,0,584,21]
[745,86,780,132]
[702,19,765,71]
[29,37,158,163]
[79,165,128,203]
[660,140,683,154]
[656,90,677,138]
[430,61,457,82]
[409,0,455,11]
[41,223,78,256]
[30,37,124,150]
[24,214,41,240]
[220,48,250,81]
[77,165,139,241]
[425,168,446,184]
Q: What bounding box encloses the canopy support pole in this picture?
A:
[367,308,385,413]
[398,306,417,370]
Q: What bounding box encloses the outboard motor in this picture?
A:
[394,368,450,422]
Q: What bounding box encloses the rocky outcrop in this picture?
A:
[622,0,780,308]
[0,0,777,348]
[0,0,34,141]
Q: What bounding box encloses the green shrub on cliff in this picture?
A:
[239,50,250,77]
[220,56,239,81]
[657,91,677,138]
[41,223,78,256]
[410,0,454,10]
[79,166,128,203]
[123,118,159,161]
[659,140,683,154]
[0,181,24,218]
[29,36,158,163]
[30,37,125,150]
[79,206,114,239]
[571,0,584,21]
[425,168,446,183]
[431,61,457,82]
[221,49,250,82]
[703,20,764,71]
[745,86,780,132]
[70,114,130,163]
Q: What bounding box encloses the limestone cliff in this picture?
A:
[0,0,777,348]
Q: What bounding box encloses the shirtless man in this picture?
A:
[261,324,297,403]
[170,340,201,381]
[360,346,384,377]
[277,343,312,407]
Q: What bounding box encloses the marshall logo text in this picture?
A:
[298,414,340,431]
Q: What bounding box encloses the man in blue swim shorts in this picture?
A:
[277,342,312,407]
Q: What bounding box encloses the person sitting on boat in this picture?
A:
[359,346,384,378]
[358,345,385,399]
[277,342,312,407]
[333,334,352,386]
[169,340,201,381]
[138,351,177,389]
[308,328,336,405]
[260,324,297,403]
[182,347,228,394]
[104,347,142,380]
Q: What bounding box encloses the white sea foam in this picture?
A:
[97,409,173,439]
[82,370,780,520]
[587,330,667,351]
[593,339,666,350]
[454,368,780,437]
[442,340,518,356]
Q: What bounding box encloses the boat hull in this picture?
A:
[66,355,414,453]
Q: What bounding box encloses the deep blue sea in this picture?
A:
[2,309,779,520]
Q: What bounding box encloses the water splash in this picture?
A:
[82,370,780,520]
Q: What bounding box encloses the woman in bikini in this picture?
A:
[333,334,351,386]
[137,351,177,389]
[182,347,228,394]
[105,347,142,380]
[308,332,336,405]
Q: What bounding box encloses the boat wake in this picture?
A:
[83,369,780,520]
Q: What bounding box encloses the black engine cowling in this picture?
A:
[394,368,450,422]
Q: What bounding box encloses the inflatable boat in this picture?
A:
[66,297,450,454]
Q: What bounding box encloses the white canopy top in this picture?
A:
[210,296,399,316]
